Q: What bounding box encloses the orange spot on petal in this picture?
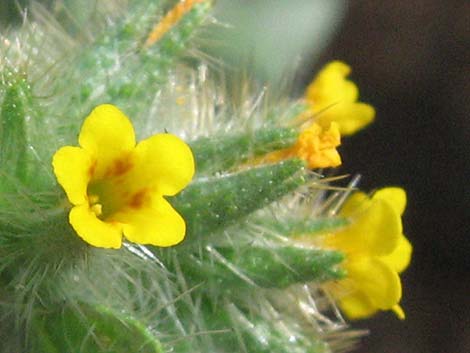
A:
[129,189,148,209]
[88,160,97,179]
[106,157,133,177]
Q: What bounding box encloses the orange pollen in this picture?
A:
[144,0,206,47]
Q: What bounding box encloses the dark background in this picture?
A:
[2,1,469,352]
[298,1,469,352]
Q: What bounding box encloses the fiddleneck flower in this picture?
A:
[52,104,194,249]
[304,61,375,136]
[267,61,374,169]
[263,122,341,169]
[293,122,341,168]
[324,187,412,319]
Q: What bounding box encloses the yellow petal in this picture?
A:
[347,257,402,311]
[295,122,342,168]
[392,304,406,320]
[78,104,136,179]
[132,133,194,196]
[305,61,356,104]
[373,187,407,215]
[304,61,375,135]
[116,197,186,247]
[340,191,369,217]
[339,290,378,320]
[335,197,401,256]
[69,204,123,249]
[52,146,93,205]
[381,234,413,273]
[319,102,375,136]
[306,148,341,169]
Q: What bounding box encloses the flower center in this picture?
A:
[86,156,152,219]
[87,181,123,219]
[88,194,103,217]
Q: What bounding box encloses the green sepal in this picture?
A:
[0,70,30,187]
[270,217,350,237]
[108,1,213,100]
[0,70,59,191]
[61,0,212,119]
[60,1,163,103]
[169,159,307,241]
[181,244,345,288]
[189,127,298,174]
[144,1,212,62]
[31,302,163,353]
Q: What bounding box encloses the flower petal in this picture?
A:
[69,204,123,249]
[381,234,413,273]
[340,191,369,217]
[322,102,375,136]
[373,187,407,216]
[336,197,401,256]
[116,197,186,247]
[304,61,375,135]
[78,104,136,179]
[339,290,378,320]
[132,133,194,196]
[305,61,357,105]
[392,304,406,320]
[347,257,402,311]
[52,146,93,205]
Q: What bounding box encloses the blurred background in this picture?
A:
[1,1,468,352]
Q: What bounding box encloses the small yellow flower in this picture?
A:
[264,122,341,169]
[324,187,412,319]
[304,61,375,136]
[294,122,341,169]
[52,104,194,249]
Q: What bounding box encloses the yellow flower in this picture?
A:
[52,104,194,249]
[262,122,341,169]
[304,61,375,136]
[324,187,412,319]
